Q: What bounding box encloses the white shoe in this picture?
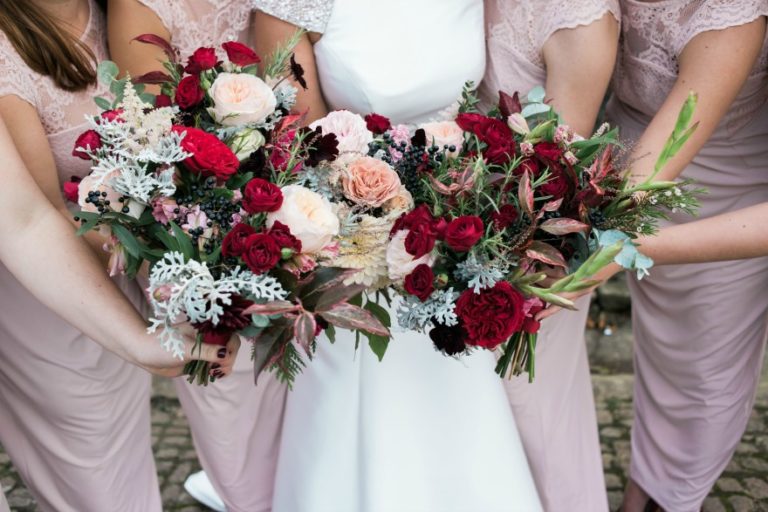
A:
[184,471,227,512]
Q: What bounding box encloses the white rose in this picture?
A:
[207,73,277,127]
[229,128,265,160]
[420,121,464,157]
[309,110,373,154]
[386,230,437,282]
[266,185,340,254]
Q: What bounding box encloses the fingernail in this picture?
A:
[218,348,227,359]
[213,370,224,378]
[211,363,221,369]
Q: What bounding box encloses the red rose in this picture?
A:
[456,114,515,164]
[62,176,81,203]
[172,126,240,182]
[242,233,281,274]
[222,223,256,258]
[513,157,539,177]
[155,93,173,108]
[391,205,436,235]
[491,204,519,230]
[533,142,563,162]
[364,113,391,134]
[175,75,204,109]
[193,294,254,345]
[455,282,526,349]
[242,178,283,213]
[540,166,570,200]
[269,221,302,253]
[72,130,102,159]
[444,216,484,252]
[404,264,435,302]
[100,109,124,123]
[405,222,437,259]
[222,41,261,66]
[455,113,487,133]
[185,47,218,74]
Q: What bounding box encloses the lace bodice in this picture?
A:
[0,0,108,181]
[613,0,768,134]
[138,0,253,60]
[252,0,334,34]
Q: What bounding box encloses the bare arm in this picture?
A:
[0,117,237,377]
[0,98,113,266]
[252,10,328,123]
[107,0,171,93]
[542,12,619,136]
[625,18,766,183]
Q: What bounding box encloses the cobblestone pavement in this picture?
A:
[2,304,767,511]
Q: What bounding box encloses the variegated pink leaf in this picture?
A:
[541,198,563,212]
[133,34,177,62]
[244,300,300,316]
[293,312,317,354]
[314,283,368,313]
[319,303,390,337]
[133,71,173,85]
[518,171,534,216]
[526,241,567,268]
[539,218,590,236]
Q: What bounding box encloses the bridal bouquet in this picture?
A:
[306,85,700,380]
[69,36,389,385]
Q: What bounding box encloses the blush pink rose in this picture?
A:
[420,121,464,157]
[342,156,402,208]
[309,110,373,154]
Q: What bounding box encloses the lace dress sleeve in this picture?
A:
[535,0,620,52]
[673,0,768,56]
[252,0,334,33]
[0,36,38,107]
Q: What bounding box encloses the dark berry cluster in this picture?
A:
[83,190,111,214]
[177,177,241,233]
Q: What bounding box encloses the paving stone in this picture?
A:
[745,478,768,500]
[717,477,743,493]
[604,473,622,490]
[7,487,34,508]
[702,497,727,512]
[600,427,623,439]
[729,495,755,512]
[596,273,631,312]
[607,490,623,511]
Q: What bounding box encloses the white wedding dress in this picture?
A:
[255,1,542,511]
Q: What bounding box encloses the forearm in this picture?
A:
[637,204,768,265]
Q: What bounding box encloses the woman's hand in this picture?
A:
[535,262,622,321]
[129,328,241,378]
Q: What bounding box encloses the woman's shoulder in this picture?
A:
[0,30,40,107]
[252,0,334,33]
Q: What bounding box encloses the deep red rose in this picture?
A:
[491,204,519,230]
[457,114,515,164]
[404,264,435,302]
[185,47,218,74]
[193,294,254,345]
[72,130,102,159]
[455,281,526,349]
[269,221,302,253]
[222,41,261,66]
[62,176,81,203]
[243,233,281,274]
[444,216,484,252]
[533,142,564,162]
[222,223,256,258]
[100,109,124,123]
[242,178,283,214]
[455,112,487,133]
[513,158,540,177]
[391,205,436,235]
[405,222,438,259]
[172,126,240,182]
[175,75,204,109]
[364,113,392,134]
[155,93,173,108]
[540,166,570,200]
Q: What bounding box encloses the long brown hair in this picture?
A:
[0,0,102,91]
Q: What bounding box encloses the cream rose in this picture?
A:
[229,127,265,160]
[266,185,340,254]
[207,73,277,127]
[386,229,437,282]
[309,110,373,154]
[342,156,401,208]
[420,121,464,157]
[383,186,413,214]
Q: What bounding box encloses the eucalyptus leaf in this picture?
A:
[97,60,119,86]
[522,103,551,118]
[94,96,112,110]
[527,85,546,104]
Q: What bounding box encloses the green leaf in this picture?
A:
[139,93,157,105]
[147,224,180,253]
[527,85,546,104]
[97,60,119,86]
[94,96,112,110]
[324,323,336,343]
[226,172,254,191]
[366,333,389,362]
[111,224,142,258]
[169,221,195,260]
[364,301,391,328]
[110,77,128,96]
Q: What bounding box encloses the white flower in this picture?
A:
[266,185,340,254]
[229,128,265,160]
[386,230,437,282]
[207,73,277,126]
[309,110,373,154]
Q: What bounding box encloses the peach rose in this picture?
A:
[342,156,401,208]
[383,186,414,213]
[266,185,340,254]
[420,121,464,157]
[207,73,277,127]
[309,110,373,154]
[386,229,437,282]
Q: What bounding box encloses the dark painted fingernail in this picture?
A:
[213,370,224,378]
[217,348,227,358]
[211,363,221,369]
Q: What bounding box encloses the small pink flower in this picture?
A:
[564,151,578,166]
[554,125,575,145]
[182,205,209,233]
[103,236,126,277]
[152,284,173,302]
[151,197,182,225]
[389,124,411,146]
[521,142,534,156]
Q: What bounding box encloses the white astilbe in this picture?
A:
[454,252,507,293]
[147,252,287,358]
[396,288,459,332]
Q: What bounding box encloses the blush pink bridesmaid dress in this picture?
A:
[479,2,619,511]
[134,2,288,511]
[607,1,768,510]
[0,2,161,511]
